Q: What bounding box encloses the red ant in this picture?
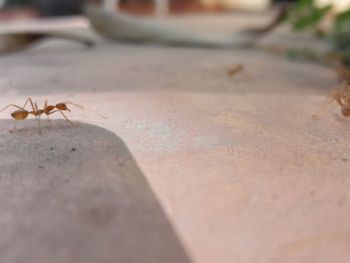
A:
[328,81,350,117]
[0,98,83,133]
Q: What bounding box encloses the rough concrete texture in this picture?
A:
[0,13,350,263]
[0,120,191,263]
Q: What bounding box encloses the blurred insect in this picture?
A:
[335,65,350,83]
[0,98,85,133]
[327,81,350,117]
[227,64,243,78]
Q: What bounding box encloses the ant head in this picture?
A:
[56,103,71,112]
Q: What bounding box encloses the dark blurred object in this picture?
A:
[241,3,291,42]
[4,0,83,16]
[3,0,32,7]
[0,32,94,54]
[34,0,82,16]
[336,65,350,82]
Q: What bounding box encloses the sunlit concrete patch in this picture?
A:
[0,120,191,263]
[122,119,182,153]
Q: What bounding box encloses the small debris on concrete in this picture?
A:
[227,63,243,78]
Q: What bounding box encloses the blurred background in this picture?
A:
[0,0,292,18]
[1,0,349,21]
[1,0,349,77]
[1,1,350,263]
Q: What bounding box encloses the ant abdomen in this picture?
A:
[11,110,29,120]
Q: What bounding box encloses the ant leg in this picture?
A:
[0,104,26,112]
[34,102,39,112]
[44,100,52,124]
[47,110,77,126]
[22,98,35,111]
[38,115,41,127]
[1,98,36,113]
[57,110,76,126]
[35,102,41,130]
[331,93,344,107]
[9,121,17,134]
[37,115,42,134]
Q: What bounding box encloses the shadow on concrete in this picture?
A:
[0,119,191,263]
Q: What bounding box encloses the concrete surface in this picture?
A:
[0,13,350,263]
[0,120,191,263]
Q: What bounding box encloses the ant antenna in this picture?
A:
[64,101,107,120]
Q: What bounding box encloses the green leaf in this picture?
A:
[292,5,332,31]
[335,10,350,29]
[287,0,313,22]
[294,0,314,11]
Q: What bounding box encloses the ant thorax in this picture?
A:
[44,105,55,114]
